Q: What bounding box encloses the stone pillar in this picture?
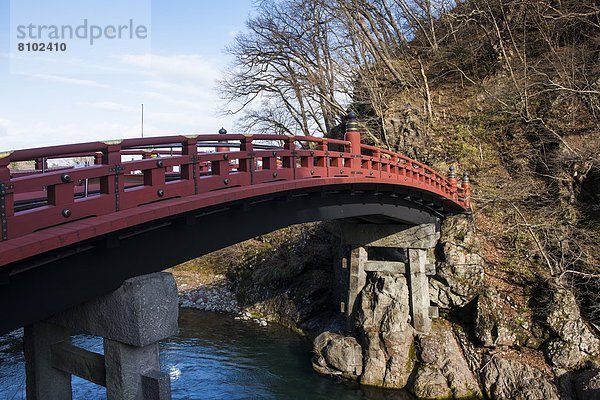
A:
[24,272,178,400]
[408,249,432,333]
[332,242,348,315]
[104,340,161,400]
[24,322,72,400]
[141,370,172,400]
[347,246,367,330]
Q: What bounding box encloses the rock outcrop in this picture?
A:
[545,286,600,369]
[243,269,336,332]
[307,217,599,398]
[430,215,484,309]
[312,331,363,380]
[357,272,415,388]
[474,290,517,347]
[409,320,481,399]
[480,355,559,400]
[474,288,541,349]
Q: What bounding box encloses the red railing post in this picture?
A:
[283,136,295,169]
[317,140,328,169]
[47,173,74,211]
[0,153,14,241]
[212,129,231,179]
[143,157,166,187]
[371,149,381,178]
[216,127,228,153]
[100,141,124,211]
[344,111,362,170]
[280,136,295,180]
[182,136,198,194]
[238,135,254,173]
[34,158,46,171]
[0,154,10,182]
[448,166,458,199]
[461,172,471,209]
[94,152,103,165]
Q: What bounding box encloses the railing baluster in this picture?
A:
[182,136,198,194]
[461,172,471,209]
[0,153,14,241]
[101,141,124,212]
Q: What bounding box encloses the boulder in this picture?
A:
[312,331,363,380]
[358,272,412,333]
[361,330,415,388]
[545,286,600,369]
[357,273,415,388]
[474,289,541,348]
[409,321,481,399]
[475,290,515,347]
[411,365,454,399]
[481,355,559,400]
[431,215,484,309]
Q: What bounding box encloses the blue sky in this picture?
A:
[0,0,254,150]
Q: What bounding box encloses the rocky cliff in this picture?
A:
[310,216,599,399]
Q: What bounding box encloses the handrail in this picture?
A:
[0,118,470,242]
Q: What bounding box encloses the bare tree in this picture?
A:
[221,0,346,136]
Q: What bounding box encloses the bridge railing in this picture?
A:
[0,116,470,242]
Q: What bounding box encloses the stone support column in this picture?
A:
[408,249,432,333]
[24,272,178,400]
[346,246,367,330]
[24,322,72,400]
[104,340,162,400]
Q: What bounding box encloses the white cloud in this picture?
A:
[115,53,225,124]
[28,74,110,88]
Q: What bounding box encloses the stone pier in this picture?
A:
[24,272,178,400]
[338,223,438,333]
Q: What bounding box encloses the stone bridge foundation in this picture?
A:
[23,272,178,400]
[336,223,439,334]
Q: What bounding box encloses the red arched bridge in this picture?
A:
[0,117,470,334]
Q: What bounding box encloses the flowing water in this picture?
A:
[0,308,413,399]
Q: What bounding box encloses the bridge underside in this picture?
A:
[0,183,451,334]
